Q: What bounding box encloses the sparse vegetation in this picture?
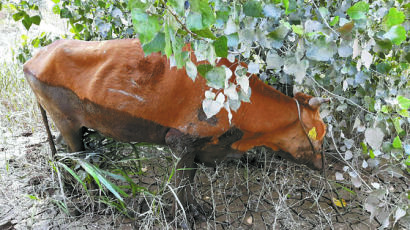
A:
[0,0,409,229]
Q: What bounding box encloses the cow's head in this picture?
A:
[269,93,329,170]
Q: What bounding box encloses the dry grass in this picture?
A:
[1,3,409,230]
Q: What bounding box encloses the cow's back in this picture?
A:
[23,39,230,139]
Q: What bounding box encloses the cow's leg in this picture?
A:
[165,129,209,220]
[52,118,85,152]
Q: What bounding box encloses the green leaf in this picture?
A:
[75,23,84,32]
[347,1,369,20]
[31,15,41,25]
[267,24,289,40]
[193,28,217,40]
[375,37,392,50]
[52,5,60,15]
[283,0,296,14]
[58,162,87,191]
[213,36,228,58]
[52,0,60,3]
[243,0,263,17]
[383,25,406,45]
[131,9,161,44]
[27,194,39,200]
[392,136,402,149]
[197,64,213,77]
[376,62,391,74]
[392,117,404,135]
[329,16,339,26]
[382,8,405,30]
[168,0,185,16]
[397,96,410,110]
[360,142,368,154]
[190,0,215,28]
[369,149,375,159]
[31,37,40,48]
[12,11,26,21]
[405,155,410,166]
[60,8,72,18]
[164,20,174,57]
[205,66,226,89]
[142,32,165,55]
[22,15,32,30]
[128,0,149,10]
[398,109,409,118]
[291,25,304,36]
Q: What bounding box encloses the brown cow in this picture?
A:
[23,39,329,219]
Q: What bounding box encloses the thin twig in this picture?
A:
[307,75,376,116]
[310,0,340,37]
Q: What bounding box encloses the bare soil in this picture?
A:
[1,4,408,230]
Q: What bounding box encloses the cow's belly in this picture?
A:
[26,73,169,145]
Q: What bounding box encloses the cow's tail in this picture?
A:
[38,103,57,157]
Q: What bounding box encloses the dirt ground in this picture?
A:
[0,4,408,230]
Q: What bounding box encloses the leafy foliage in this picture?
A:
[4,0,409,228]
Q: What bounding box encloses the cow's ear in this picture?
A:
[308,97,330,110]
[294,92,312,105]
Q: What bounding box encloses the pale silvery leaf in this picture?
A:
[306,43,336,61]
[373,150,382,157]
[229,99,241,112]
[224,101,233,124]
[335,172,344,181]
[365,127,384,150]
[364,202,377,220]
[194,41,209,62]
[266,50,284,69]
[362,160,368,168]
[235,66,247,77]
[356,61,362,72]
[304,20,323,33]
[207,44,216,66]
[263,4,281,19]
[205,90,215,99]
[371,182,380,189]
[339,17,350,26]
[344,139,354,149]
[224,17,238,35]
[202,93,225,118]
[205,67,226,89]
[338,45,353,57]
[394,208,406,225]
[248,62,259,74]
[185,60,197,81]
[237,76,249,95]
[352,38,361,59]
[112,8,123,18]
[227,53,235,63]
[216,92,225,104]
[224,66,233,87]
[349,172,362,188]
[169,55,176,67]
[284,58,308,83]
[343,166,349,172]
[202,98,223,118]
[343,80,348,91]
[344,150,353,160]
[361,49,372,69]
[239,87,251,102]
[224,83,238,100]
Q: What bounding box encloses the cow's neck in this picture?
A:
[232,76,299,133]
